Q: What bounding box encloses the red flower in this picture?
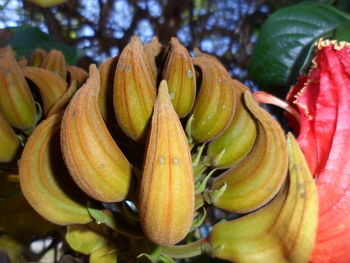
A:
[289,40,350,262]
[254,39,350,262]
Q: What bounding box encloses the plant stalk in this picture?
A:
[160,238,208,259]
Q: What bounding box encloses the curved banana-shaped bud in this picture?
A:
[0,46,37,130]
[114,36,156,142]
[206,80,257,168]
[41,49,67,80]
[61,64,132,202]
[67,65,88,87]
[19,113,92,225]
[139,80,194,246]
[0,110,20,163]
[209,134,318,263]
[210,92,288,213]
[144,36,162,83]
[22,66,67,115]
[163,37,196,118]
[189,51,235,142]
[29,48,47,67]
[48,80,78,117]
[98,57,117,120]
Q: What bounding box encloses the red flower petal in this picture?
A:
[286,75,308,134]
[294,40,350,262]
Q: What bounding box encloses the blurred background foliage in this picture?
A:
[0,0,286,88]
[1,0,350,93]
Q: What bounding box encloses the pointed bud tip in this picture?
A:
[159,79,169,93]
[88,64,99,75]
[157,80,171,105]
[131,36,142,46]
[170,37,180,45]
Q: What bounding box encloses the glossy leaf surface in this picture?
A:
[6,26,83,65]
[250,3,350,92]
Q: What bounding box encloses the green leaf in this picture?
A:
[89,243,118,263]
[318,0,337,5]
[159,255,176,263]
[249,3,350,94]
[87,205,144,239]
[87,205,119,231]
[137,247,161,263]
[66,223,107,255]
[6,26,83,65]
[190,208,207,231]
[335,21,350,41]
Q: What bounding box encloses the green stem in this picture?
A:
[192,143,205,166]
[186,115,194,144]
[195,168,217,194]
[195,194,205,210]
[203,182,227,204]
[193,161,207,181]
[161,238,207,259]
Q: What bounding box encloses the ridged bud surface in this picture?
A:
[114,36,156,142]
[209,134,318,262]
[48,80,77,117]
[67,66,88,87]
[19,114,92,225]
[139,80,194,246]
[163,37,196,117]
[29,48,47,67]
[41,49,67,80]
[98,57,116,120]
[0,110,20,162]
[190,51,235,142]
[207,80,257,168]
[211,92,288,213]
[61,65,132,202]
[0,46,37,130]
[22,66,67,115]
[144,36,162,83]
